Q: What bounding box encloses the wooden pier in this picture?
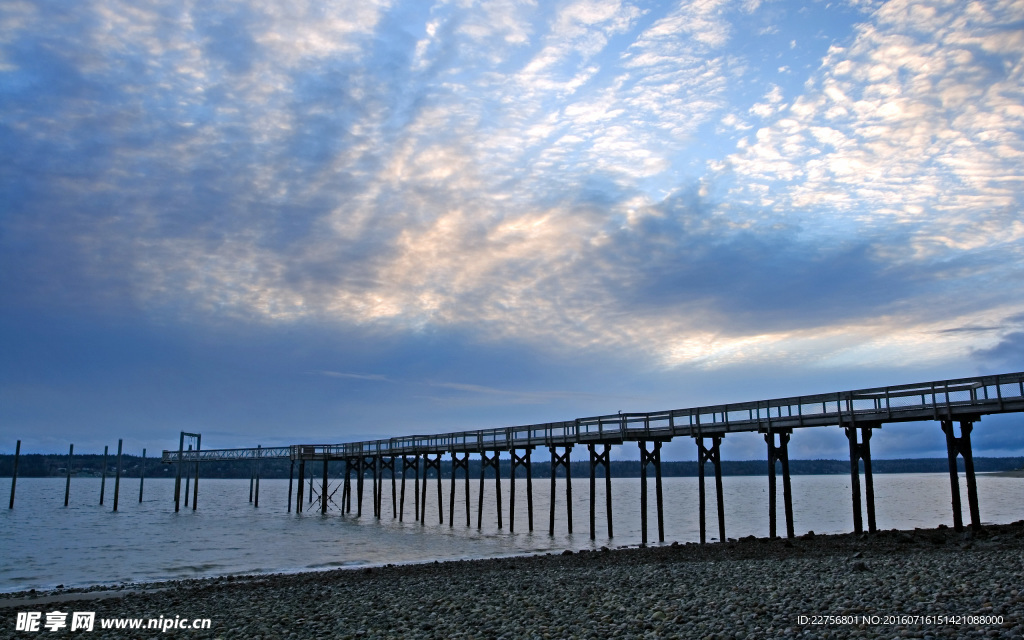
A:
[161,371,1024,538]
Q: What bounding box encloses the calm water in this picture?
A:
[1,473,1020,593]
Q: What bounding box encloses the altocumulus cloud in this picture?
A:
[2,0,1023,381]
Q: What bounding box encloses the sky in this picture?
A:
[2,0,1023,462]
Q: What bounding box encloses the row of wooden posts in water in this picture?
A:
[7,439,150,511]
[236,418,986,545]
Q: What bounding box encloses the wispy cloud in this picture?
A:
[308,371,391,382]
[2,0,1022,381]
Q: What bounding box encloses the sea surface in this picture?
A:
[1,473,1020,593]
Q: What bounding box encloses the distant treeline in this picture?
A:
[2,454,1022,479]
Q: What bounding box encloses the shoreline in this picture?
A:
[3,522,1022,638]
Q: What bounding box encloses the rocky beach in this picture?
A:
[3,522,1022,639]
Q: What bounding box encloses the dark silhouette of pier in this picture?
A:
[161,371,1024,542]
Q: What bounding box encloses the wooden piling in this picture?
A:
[862,428,876,533]
[296,458,305,513]
[372,457,380,518]
[342,459,351,513]
[64,443,73,507]
[509,447,534,533]
[960,421,981,530]
[589,446,596,540]
[588,443,613,539]
[400,455,419,522]
[191,434,201,510]
[548,446,573,535]
[566,449,573,535]
[8,440,19,509]
[139,448,146,503]
[356,456,365,517]
[450,452,470,527]
[254,445,261,508]
[399,458,407,522]
[358,458,368,517]
[549,448,557,535]
[435,454,444,524]
[780,432,793,539]
[526,449,534,532]
[846,425,862,533]
[420,453,443,525]
[638,440,664,543]
[288,459,294,513]
[477,451,501,529]
[174,432,184,512]
[696,435,725,543]
[186,445,193,506]
[99,445,108,506]
[113,439,123,511]
[413,454,420,522]
[765,431,794,539]
[942,418,981,531]
[379,455,396,518]
[845,424,879,534]
[477,452,486,529]
[321,457,328,514]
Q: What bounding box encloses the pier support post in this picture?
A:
[186,444,193,503]
[357,456,371,517]
[765,430,794,539]
[435,454,444,524]
[477,451,502,529]
[385,455,396,518]
[254,445,262,508]
[296,458,305,513]
[8,440,20,509]
[113,439,123,511]
[941,418,982,531]
[65,444,74,507]
[845,423,879,534]
[174,432,184,512]
[399,455,419,522]
[247,455,253,504]
[191,434,201,511]
[548,446,573,535]
[638,440,665,544]
[139,448,146,503]
[372,456,380,516]
[509,447,534,532]
[288,459,294,513]
[449,452,470,527]
[342,458,353,514]
[588,444,613,540]
[100,445,108,506]
[420,453,443,525]
[321,458,329,514]
[695,435,725,544]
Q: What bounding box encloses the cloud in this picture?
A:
[309,371,391,382]
[723,0,1024,253]
[2,0,1022,388]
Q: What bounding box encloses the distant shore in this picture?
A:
[987,468,1024,478]
[3,522,1022,639]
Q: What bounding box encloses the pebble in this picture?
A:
[2,523,1022,639]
